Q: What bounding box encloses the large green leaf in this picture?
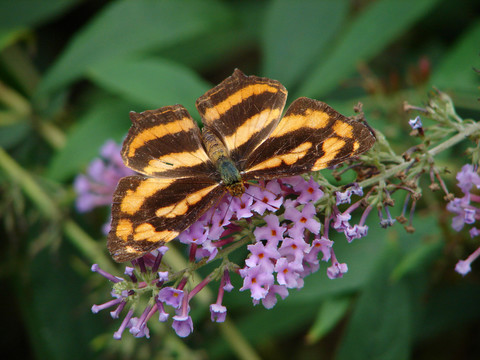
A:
[0,0,79,31]
[20,243,103,360]
[262,0,349,88]
[430,21,480,96]
[47,95,133,181]
[38,0,232,95]
[336,244,412,360]
[88,58,211,118]
[296,0,441,99]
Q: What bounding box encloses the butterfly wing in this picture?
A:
[196,69,287,168]
[108,105,224,262]
[243,97,375,180]
[122,105,218,179]
[108,176,224,262]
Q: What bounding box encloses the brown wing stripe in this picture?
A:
[196,69,286,115]
[198,92,284,137]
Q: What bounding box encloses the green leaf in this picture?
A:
[38,0,232,95]
[47,95,133,181]
[296,0,442,98]
[19,245,103,360]
[306,296,351,343]
[262,0,349,88]
[88,58,211,118]
[0,0,80,31]
[158,1,265,72]
[208,302,319,359]
[391,240,443,281]
[336,245,412,360]
[430,20,480,96]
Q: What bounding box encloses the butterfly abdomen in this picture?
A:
[202,127,245,196]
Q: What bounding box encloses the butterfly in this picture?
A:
[107,69,375,262]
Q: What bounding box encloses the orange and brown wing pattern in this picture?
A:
[122,105,217,179]
[196,69,287,167]
[108,176,224,262]
[243,97,375,180]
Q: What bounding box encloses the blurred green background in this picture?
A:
[1,0,480,359]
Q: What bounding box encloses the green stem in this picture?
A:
[0,147,115,272]
[219,319,262,360]
[359,121,480,189]
[0,147,59,219]
[63,220,116,274]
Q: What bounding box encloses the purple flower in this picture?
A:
[249,181,283,215]
[305,236,333,263]
[336,190,352,205]
[332,212,351,231]
[74,140,134,213]
[348,183,364,197]
[456,164,480,195]
[178,221,209,245]
[408,116,423,129]
[295,176,324,204]
[284,203,321,238]
[210,304,227,322]
[172,314,194,337]
[129,316,150,339]
[455,246,480,276]
[194,240,218,262]
[259,285,289,309]
[278,237,310,265]
[464,208,477,224]
[455,260,471,276]
[344,224,369,242]
[230,193,254,219]
[222,270,234,292]
[245,242,280,270]
[275,257,304,288]
[327,261,348,279]
[254,214,286,247]
[470,227,480,238]
[239,265,275,300]
[113,309,134,340]
[158,287,184,308]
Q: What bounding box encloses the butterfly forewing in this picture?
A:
[122,105,217,179]
[243,97,375,180]
[108,176,224,262]
[196,69,287,169]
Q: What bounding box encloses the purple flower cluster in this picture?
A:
[91,175,378,338]
[446,164,480,275]
[74,140,134,212]
[74,140,134,232]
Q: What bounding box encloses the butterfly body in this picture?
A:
[201,127,245,196]
[107,69,375,262]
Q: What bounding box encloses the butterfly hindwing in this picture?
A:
[196,69,287,168]
[108,176,224,262]
[243,97,376,180]
[122,105,217,179]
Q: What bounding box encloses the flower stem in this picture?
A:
[359,121,480,189]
